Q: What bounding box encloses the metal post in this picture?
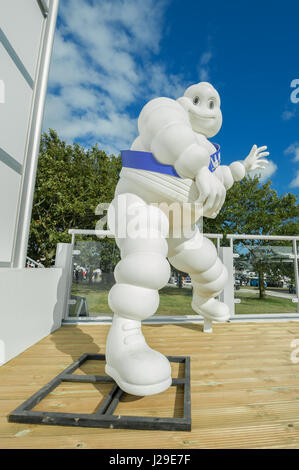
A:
[219,246,235,317]
[55,243,73,320]
[293,239,299,313]
[37,0,49,17]
[12,0,60,268]
[203,318,213,333]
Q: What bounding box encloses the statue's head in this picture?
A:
[177,82,222,137]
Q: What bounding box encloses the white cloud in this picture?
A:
[198,51,213,81]
[43,0,188,154]
[284,142,299,162]
[282,109,296,120]
[290,170,299,188]
[284,143,299,188]
[146,63,186,99]
[249,160,278,183]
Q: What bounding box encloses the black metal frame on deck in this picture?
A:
[9,354,191,432]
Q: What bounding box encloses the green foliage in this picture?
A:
[204,175,299,238]
[28,129,121,266]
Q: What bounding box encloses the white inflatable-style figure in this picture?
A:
[105,82,269,396]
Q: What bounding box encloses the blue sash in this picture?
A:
[208,143,221,172]
[121,143,221,178]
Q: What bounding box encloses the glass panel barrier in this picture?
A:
[69,237,119,317]
[68,235,220,317]
[233,242,297,314]
[66,233,298,318]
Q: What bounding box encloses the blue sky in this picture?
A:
[43,0,299,196]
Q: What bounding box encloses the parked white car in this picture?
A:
[182,277,192,287]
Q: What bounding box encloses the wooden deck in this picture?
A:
[0,321,299,449]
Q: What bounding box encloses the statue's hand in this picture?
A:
[243,144,269,172]
[196,167,226,218]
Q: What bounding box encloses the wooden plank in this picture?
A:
[0,322,299,448]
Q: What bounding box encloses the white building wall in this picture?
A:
[0,267,63,365]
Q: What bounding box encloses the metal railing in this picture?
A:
[69,229,113,245]
[68,229,223,251]
[26,256,45,268]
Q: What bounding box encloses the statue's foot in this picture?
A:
[192,293,230,322]
[105,315,172,396]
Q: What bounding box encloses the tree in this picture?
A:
[235,246,295,298]
[204,176,299,297]
[28,129,122,266]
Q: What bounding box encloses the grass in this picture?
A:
[70,282,297,316]
[235,291,297,314]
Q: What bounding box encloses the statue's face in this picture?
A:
[177,82,222,137]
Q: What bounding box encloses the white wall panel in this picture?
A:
[0,0,59,266]
[0,0,44,79]
[0,268,63,365]
[0,45,33,165]
[0,162,21,262]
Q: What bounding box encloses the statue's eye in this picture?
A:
[208,99,215,109]
[193,96,200,105]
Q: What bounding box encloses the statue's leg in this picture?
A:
[105,193,172,396]
[168,227,230,322]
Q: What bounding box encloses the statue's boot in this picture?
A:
[105,314,172,396]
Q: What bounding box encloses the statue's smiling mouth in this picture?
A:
[189,110,215,120]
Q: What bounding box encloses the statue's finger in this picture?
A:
[257,152,269,157]
[257,145,267,152]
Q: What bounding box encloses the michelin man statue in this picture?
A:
[105,82,269,396]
